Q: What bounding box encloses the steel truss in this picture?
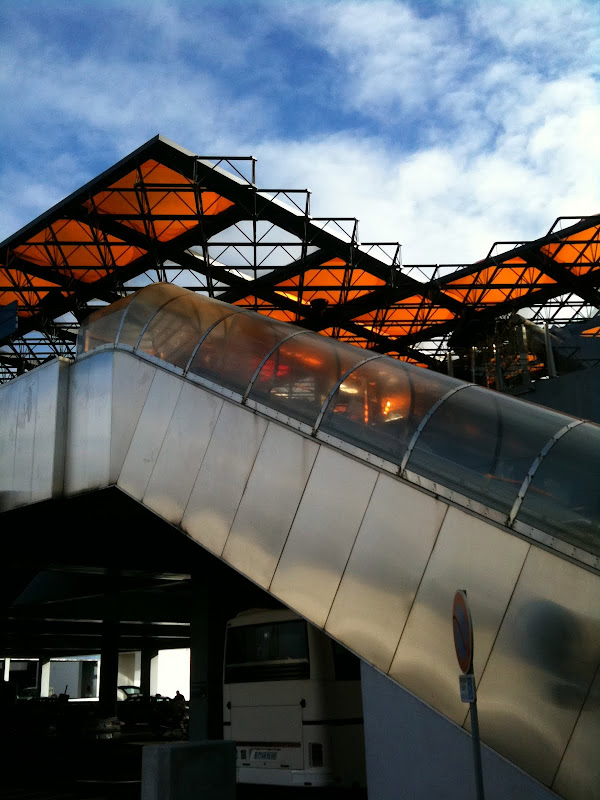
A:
[1,135,599,384]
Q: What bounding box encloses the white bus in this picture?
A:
[223,608,366,788]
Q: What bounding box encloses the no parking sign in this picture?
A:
[452,589,473,674]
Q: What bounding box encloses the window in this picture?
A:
[224,620,309,683]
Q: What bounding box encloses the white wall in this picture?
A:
[154,648,190,700]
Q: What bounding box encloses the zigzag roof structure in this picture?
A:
[1,134,599,383]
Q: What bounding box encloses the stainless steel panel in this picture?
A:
[143,382,223,524]
[13,370,38,505]
[118,367,183,500]
[553,665,600,800]
[222,422,319,588]
[110,352,156,483]
[326,474,448,672]
[269,447,377,628]
[64,351,114,495]
[181,401,268,556]
[474,547,600,786]
[389,506,530,724]
[32,359,69,502]
[0,379,19,505]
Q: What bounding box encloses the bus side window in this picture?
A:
[331,640,361,681]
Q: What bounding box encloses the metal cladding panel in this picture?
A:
[553,666,600,800]
[474,548,600,788]
[118,368,183,501]
[0,360,68,510]
[222,422,319,588]
[325,475,449,672]
[142,382,223,524]
[64,351,113,495]
[110,352,156,483]
[181,401,268,556]
[32,359,69,502]
[0,379,19,507]
[389,506,530,725]
[269,448,377,628]
[13,371,37,504]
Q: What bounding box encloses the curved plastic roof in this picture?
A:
[79,283,600,557]
[2,135,600,383]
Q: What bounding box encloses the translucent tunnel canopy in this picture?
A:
[517,422,600,552]
[77,294,133,354]
[117,283,187,348]
[188,312,293,395]
[320,357,462,464]
[406,386,572,515]
[248,332,368,426]
[78,283,600,555]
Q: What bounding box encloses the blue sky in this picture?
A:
[1,0,599,263]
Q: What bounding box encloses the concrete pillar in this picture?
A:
[118,651,137,685]
[40,660,51,697]
[189,572,225,741]
[140,646,158,697]
[99,619,119,717]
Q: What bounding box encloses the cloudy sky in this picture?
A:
[1,0,599,263]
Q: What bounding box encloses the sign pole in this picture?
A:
[452,590,485,800]
[469,689,485,800]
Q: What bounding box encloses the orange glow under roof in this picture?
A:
[1,135,599,378]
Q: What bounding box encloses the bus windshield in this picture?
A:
[225,620,309,683]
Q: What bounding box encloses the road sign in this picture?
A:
[453,589,473,674]
[459,673,476,703]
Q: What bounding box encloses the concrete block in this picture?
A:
[142,741,236,800]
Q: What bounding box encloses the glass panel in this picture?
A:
[248,333,366,426]
[224,620,309,684]
[117,283,186,347]
[320,358,461,465]
[136,293,234,369]
[76,294,132,354]
[407,386,570,514]
[188,312,291,395]
[517,423,600,554]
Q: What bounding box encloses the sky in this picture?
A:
[1,0,599,264]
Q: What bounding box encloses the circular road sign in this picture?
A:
[453,590,473,674]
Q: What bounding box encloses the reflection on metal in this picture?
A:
[242,329,310,403]
[312,354,382,435]
[508,420,585,526]
[399,383,473,475]
[222,422,319,588]
[389,507,530,727]
[269,447,377,627]
[474,547,600,786]
[325,476,448,672]
[183,309,245,375]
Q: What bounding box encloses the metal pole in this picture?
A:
[469,693,486,800]
[544,322,558,378]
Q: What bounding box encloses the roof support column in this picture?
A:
[98,571,120,719]
[189,571,225,741]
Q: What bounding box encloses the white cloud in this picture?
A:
[1,0,599,268]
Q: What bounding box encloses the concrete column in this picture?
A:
[140,646,158,697]
[40,659,51,697]
[99,618,119,717]
[189,571,225,741]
